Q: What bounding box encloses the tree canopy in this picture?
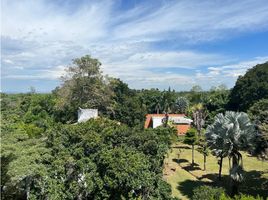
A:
[228,62,268,111]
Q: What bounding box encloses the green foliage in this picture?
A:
[193,186,263,200]
[109,78,146,127]
[175,96,189,114]
[1,132,50,199]
[192,185,225,200]
[219,194,263,200]
[1,117,176,199]
[55,55,114,121]
[248,99,268,159]
[137,87,177,114]
[247,99,268,122]
[183,128,197,146]
[190,103,206,135]
[184,128,198,165]
[206,111,257,195]
[228,62,268,111]
[188,85,203,104]
[196,129,210,170]
[203,88,229,125]
[97,147,152,199]
[206,112,256,158]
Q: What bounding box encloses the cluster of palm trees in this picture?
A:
[185,109,257,196]
[206,111,256,196]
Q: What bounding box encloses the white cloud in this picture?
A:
[3,59,14,64]
[2,65,66,80]
[193,56,268,89]
[208,56,268,76]
[113,0,268,42]
[1,0,268,91]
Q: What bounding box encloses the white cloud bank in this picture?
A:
[1,0,268,91]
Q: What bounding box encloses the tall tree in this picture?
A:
[1,132,49,200]
[175,97,189,114]
[248,99,268,159]
[196,131,209,171]
[191,103,206,138]
[203,86,229,125]
[188,85,203,104]
[228,62,268,111]
[55,55,114,119]
[206,111,256,196]
[184,128,198,165]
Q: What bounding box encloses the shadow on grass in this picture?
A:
[176,170,268,199]
[240,170,268,199]
[173,145,191,149]
[172,158,188,164]
[176,179,213,199]
[182,165,202,171]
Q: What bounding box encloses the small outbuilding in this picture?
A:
[144,114,192,135]
[77,108,98,123]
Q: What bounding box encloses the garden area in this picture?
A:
[164,142,268,200]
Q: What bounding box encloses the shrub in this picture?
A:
[192,185,225,200]
[219,193,263,200]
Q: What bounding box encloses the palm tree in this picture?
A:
[206,111,256,196]
[191,103,206,138]
[163,100,171,114]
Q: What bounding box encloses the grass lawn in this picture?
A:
[163,142,268,200]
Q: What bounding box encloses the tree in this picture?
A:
[188,85,203,104]
[191,103,206,138]
[248,99,268,159]
[184,128,198,165]
[203,86,229,125]
[196,130,209,171]
[175,97,189,114]
[1,132,49,200]
[228,62,268,111]
[97,147,153,199]
[192,186,225,200]
[55,55,114,120]
[108,78,146,127]
[136,88,164,114]
[162,87,176,113]
[206,111,256,196]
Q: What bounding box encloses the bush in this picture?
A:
[192,185,225,200]
[219,193,263,200]
[193,186,263,200]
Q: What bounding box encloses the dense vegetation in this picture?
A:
[228,62,268,111]
[1,55,268,199]
[1,109,178,199]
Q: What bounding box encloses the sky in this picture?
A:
[1,0,268,93]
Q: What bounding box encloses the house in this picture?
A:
[77,108,98,123]
[144,114,192,135]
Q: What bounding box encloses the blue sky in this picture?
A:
[1,0,268,93]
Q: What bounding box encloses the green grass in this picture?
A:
[163,143,268,200]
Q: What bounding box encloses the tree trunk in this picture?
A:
[218,156,223,181]
[25,177,31,200]
[192,144,194,165]
[231,154,240,197]
[197,129,201,138]
[203,154,206,171]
